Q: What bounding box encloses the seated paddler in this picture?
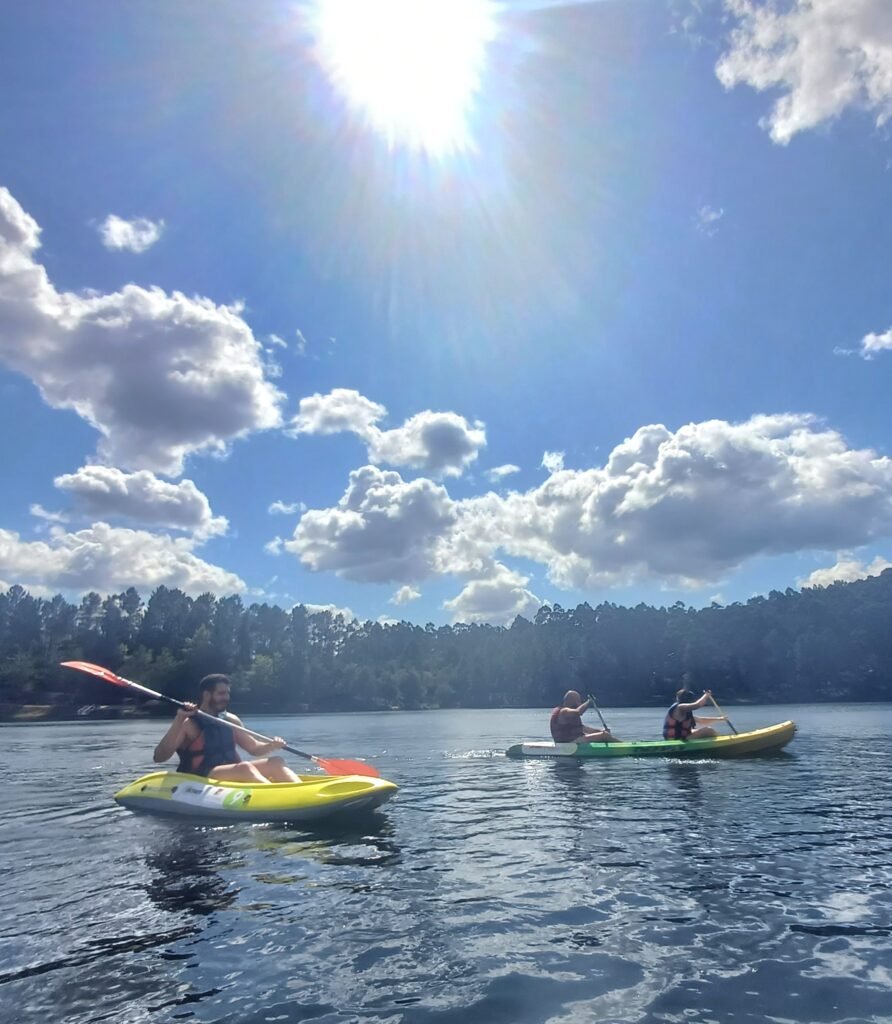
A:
[663,688,727,740]
[550,690,620,744]
[153,673,301,784]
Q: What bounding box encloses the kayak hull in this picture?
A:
[506,720,796,760]
[114,771,398,823]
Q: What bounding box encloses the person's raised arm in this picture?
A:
[153,705,196,763]
[678,690,712,713]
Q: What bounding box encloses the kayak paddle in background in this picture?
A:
[707,692,738,735]
[60,661,381,778]
[586,692,613,734]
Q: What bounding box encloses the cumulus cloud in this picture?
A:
[292,388,386,438]
[98,214,165,253]
[0,522,245,597]
[466,414,892,589]
[486,464,521,482]
[717,0,892,144]
[53,466,227,537]
[285,465,457,583]
[290,388,486,477]
[799,554,892,588]
[281,414,892,618]
[265,536,284,555]
[391,585,421,605]
[443,562,542,625]
[0,186,284,475]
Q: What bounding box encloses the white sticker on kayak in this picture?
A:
[170,783,250,809]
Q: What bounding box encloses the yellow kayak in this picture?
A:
[507,720,796,759]
[114,771,398,823]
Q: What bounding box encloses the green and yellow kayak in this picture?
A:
[114,771,398,823]
[506,720,796,760]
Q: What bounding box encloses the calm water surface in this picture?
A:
[2,705,891,1024]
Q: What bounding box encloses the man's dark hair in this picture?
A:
[199,673,231,697]
[676,688,696,704]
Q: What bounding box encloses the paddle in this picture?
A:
[707,692,738,735]
[60,660,381,778]
[586,693,613,735]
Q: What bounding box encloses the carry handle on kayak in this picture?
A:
[60,661,381,777]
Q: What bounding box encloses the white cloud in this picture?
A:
[98,214,165,253]
[295,329,308,355]
[285,465,457,583]
[0,522,245,597]
[290,388,486,477]
[695,205,724,236]
[29,503,68,524]
[302,602,356,621]
[542,450,565,474]
[476,414,892,588]
[292,388,386,438]
[799,554,892,588]
[858,328,892,359]
[443,562,542,625]
[717,0,892,144]
[268,499,307,515]
[54,466,227,537]
[265,536,284,556]
[391,585,421,605]
[268,333,288,349]
[486,464,521,482]
[281,414,892,612]
[0,186,284,476]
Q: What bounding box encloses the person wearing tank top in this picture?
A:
[152,673,302,784]
[550,689,620,743]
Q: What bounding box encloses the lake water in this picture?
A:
[2,705,891,1024]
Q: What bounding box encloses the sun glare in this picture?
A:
[309,0,499,156]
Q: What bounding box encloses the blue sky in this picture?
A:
[2,0,892,626]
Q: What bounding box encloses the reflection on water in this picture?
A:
[142,828,243,917]
[1,705,892,1024]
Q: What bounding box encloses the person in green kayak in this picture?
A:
[550,690,620,743]
[663,688,726,740]
[153,673,301,783]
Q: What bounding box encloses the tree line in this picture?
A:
[1,569,891,718]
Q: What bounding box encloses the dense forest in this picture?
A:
[2,569,892,720]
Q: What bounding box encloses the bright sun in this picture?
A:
[309,0,499,156]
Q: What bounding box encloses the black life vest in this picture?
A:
[663,702,695,740]
[177,715,239,776]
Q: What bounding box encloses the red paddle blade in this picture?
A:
[315,756,381,778]
[61,661,127,686]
